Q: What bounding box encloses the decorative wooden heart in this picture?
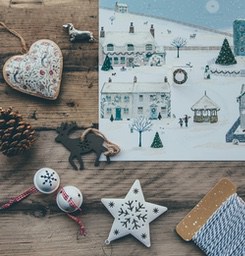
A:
[3,39,63,100]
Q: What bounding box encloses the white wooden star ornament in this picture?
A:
[101,179,168,247]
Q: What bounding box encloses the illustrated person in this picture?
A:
[204,65,211,79]
[178,118,183,127]
[184,115,190,127]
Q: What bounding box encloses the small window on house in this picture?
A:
[138,107,143,114]
[106,95,111,102]
[114,57,119,64]
[124,108,129,114]
[115,95,121,102]
[106,108,112,113]
[127,44,134,51]
[124,96,130,102]
[107,44,114,51]
[161,94,166,100]
[161,107,166,113]
[150,95,156,101]
[145,44,153,51]
[120,57,126,64]
[139,95,143,101]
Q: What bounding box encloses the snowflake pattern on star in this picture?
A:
[109,201,115,208]
[101,180,168,247]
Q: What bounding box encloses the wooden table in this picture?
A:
[0,1,244,255]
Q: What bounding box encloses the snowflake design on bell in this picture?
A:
[33,168,60,194]
[40,170,57,186]
[101,180,168,247]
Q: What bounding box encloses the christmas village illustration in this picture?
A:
[99,1,245,161]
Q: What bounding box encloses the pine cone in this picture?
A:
[0,107,36,157]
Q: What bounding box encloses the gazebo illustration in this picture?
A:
[191,91,220,123]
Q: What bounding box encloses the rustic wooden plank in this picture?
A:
[0,132,245,256]
[0,1,99,128]
[0,71,98,128]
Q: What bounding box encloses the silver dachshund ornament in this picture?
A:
[63,23,95,42]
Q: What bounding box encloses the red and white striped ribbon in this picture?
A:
[60,187,86,236]
[0,186,38,210]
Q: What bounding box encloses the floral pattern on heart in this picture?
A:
[3,39,63,100]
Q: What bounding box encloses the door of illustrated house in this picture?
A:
[127,58,134,67]
[115,107,121,120]
[150,105,158,119]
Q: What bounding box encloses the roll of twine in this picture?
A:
[192,194,245,256]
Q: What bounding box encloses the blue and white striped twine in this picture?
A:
[192,193,245,256]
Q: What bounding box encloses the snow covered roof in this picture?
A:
[100,31,155,47]
[101,81,170,94]
[115,2,128,7]
[191,92,220,111]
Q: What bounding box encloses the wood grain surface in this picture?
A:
[0,1,244,256]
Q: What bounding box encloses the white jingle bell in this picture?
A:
[33,168,60,194]
[56,185,83,213]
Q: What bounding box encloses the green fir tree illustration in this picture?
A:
[151,132,163,148]
[215,38,237,65]
[101,55,113,71]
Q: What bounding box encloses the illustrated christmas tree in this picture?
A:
[151,132,163,148]
[101,55,113,71]
[215,38,237,65]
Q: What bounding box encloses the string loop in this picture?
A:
[80,128,120,157]
[0,22,28,53]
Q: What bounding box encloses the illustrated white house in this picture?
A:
[237,84,245,129]
[99,22,166,67]
[114,2,128,13]
[100,76,171,120]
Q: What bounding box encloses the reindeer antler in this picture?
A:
[56,122,77,134]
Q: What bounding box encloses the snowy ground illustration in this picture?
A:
[99,5,245,161]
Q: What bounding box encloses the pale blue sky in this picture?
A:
[100,0,245,29]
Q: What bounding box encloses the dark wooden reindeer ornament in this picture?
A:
[55,122,120,170]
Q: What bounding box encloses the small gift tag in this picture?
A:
[1,22,63,100]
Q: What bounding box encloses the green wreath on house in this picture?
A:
[173,68,188,84]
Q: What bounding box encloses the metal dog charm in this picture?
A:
[63,23,95,42]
